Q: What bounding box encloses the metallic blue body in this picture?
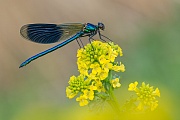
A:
[19,22,105,68]
[84,23,97,33]
[19,31,84,68]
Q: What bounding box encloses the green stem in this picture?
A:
[108,86,120,114]
[105,70,121,116]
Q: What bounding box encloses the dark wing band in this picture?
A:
[20,23,84,44]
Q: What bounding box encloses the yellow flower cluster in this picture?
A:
[77,41,124,76]
[66,41,125,106]
[128,81,160,111]
[66,75,89,99]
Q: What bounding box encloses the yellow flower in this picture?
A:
[87,73,98,80]
[98,55,110,65]
[66,75,90,98]
[119,47,123,56]
[108,42,123,56]
[98,69,109,80]
[76,95,89,106]
[152,88,160,97]
[102,62,113,73]
[77,61,88,75]
[89,83,97,91]
[83,89,94,100]
[95,81,105,92]
[111,78,121,88]
[90,62,101,74]
[77,49,83,57]
[128,81,138,91]
[129,81,160,111]
[66,87,77,99]
[119,63,125,72]
[109,50,118,62]
[112,62,125,72]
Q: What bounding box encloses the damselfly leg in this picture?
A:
[76,39,81,48]
[98,30,113,42]
[76,38,84,48]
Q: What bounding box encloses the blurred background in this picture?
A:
[0,0,180,120]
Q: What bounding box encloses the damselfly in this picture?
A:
[19,22,111,68]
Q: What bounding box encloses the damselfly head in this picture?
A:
[98,22,105,30]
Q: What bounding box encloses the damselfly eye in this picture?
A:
[98,22,105,30]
